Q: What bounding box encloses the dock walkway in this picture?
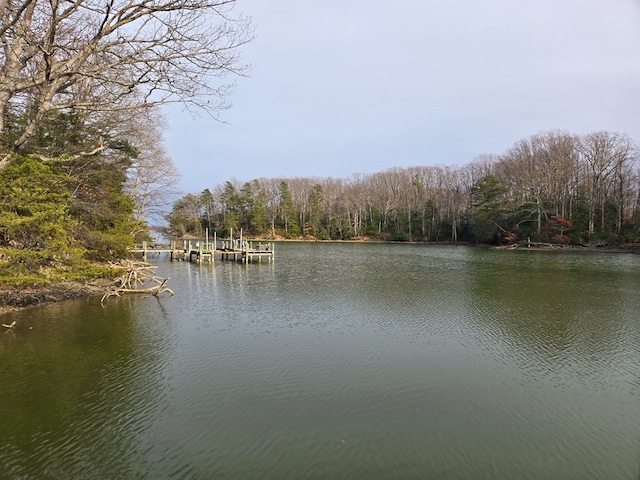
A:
[130,240,274,264]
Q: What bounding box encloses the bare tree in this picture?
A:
[534,130,578,220]
[122,110,181,227]
[0,0,252,152]
[578,131,635,235]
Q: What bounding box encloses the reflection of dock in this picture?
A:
[130,240,274,264]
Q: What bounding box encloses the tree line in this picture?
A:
[0,0,250,283]
[166,130,640,246]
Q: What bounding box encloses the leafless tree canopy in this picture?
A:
[0,0,252,150]
[122,108,182,226]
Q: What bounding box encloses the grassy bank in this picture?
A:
[0,249,125,312]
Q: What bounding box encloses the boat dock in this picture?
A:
[130,239,274,264]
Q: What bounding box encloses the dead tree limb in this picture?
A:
[101,261,174,303]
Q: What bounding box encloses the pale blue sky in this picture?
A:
[164,0,640,194]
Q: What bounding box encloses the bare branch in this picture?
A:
[0,0,253,149]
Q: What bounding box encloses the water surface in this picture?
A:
[2,243,640,479]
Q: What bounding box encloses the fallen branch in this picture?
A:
[2,321,16,329]
[101,261,174,303]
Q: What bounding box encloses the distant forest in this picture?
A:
[166,130,640,245]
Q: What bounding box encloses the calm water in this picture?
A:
[2,243,640,479]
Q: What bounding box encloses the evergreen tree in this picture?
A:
[221,181,240,236]
[468,175,510,244]
[0,156,76,252]
[248,180,268,235]
[278,182,301,237]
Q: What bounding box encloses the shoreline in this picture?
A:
[0,281,106,316]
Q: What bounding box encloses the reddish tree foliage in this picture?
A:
[544,216,573,243]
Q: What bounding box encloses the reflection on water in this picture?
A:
[467,249,640,382]
[2,244,640,479]
[0,298,175,479]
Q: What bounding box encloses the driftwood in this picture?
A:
[101,260,174,303]
[2,321,16,329]
[501,242,586,250]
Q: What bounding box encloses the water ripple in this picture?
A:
[3,245,640,479]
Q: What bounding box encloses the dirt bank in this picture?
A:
[0,281,106,315]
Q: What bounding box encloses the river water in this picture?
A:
[2,243,640,479]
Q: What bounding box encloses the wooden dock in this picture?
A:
[130,240,274,264]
